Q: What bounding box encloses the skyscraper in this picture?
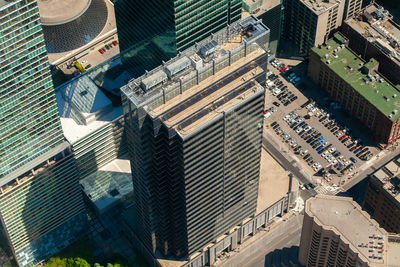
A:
[282,0,362,56]
[121,16,269,259]
[0,1,86,265]
[0,0,64,177]
[114,0,242,77]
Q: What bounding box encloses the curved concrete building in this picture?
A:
[38,0,92,25]
[37,0,109,53]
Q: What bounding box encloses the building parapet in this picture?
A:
[120,15,269,112]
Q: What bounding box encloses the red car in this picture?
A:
[339,135,347,141]
[99,49,105,54]
[112,41,118,46]
[280,67,287,72]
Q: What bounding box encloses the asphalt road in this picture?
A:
[220,213,304,267]
[343,148,400,191]
[262,135,316,200]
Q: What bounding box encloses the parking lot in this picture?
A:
[263,58,380,188]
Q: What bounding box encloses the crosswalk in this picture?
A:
[315,185,342,195]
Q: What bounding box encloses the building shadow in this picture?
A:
[264,246,304,267]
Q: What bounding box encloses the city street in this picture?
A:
[219,213,304,267]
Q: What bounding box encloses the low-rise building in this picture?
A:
[342,2,400,85]
[55,75,127,178]
[308,33,400,144]
[300,195,400,267]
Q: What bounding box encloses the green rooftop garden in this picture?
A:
[312,33,400,121]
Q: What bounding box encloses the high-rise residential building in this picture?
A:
[308,33,400,144]
[363,156,400,234]
[342,2,400,85]
[121,16,269,259]
[113,0,242,77]
[299,195,400,267]
[282,0,362,56]
[0,1,86,265]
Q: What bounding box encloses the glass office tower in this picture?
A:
[0,1,87,265]
[114,0,242,77]
[0,0,64,178]
[121,16,269,259]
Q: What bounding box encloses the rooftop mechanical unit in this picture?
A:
[200,40,219,58]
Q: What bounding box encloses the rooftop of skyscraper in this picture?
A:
[312,33,400,121]
[306,195,400,266]
[242,0,281,18]
[345,2,400,66]
[121,16,269,136]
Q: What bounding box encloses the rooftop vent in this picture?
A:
[394,94,398,98]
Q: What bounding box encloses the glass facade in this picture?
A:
[0,0,64,177]
[174,0,242,51]
[114,0,242,78]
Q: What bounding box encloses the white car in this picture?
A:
[81,60,88,64]
[296,128,303,133]
[300,184,306,190]
[328,147,336,153]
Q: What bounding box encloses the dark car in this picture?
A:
[273,101,280,107]
[308,183,316,189]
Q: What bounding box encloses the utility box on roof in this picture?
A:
[200,40,219,58]
[165,56,191,77]
[140,70,168,91]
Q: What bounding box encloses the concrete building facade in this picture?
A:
[342,3,400,86]
[363,156,400,234]
[299,195,400,267]
[308,33,400,144]
[282,0,362,56]
[121,16,269,259]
